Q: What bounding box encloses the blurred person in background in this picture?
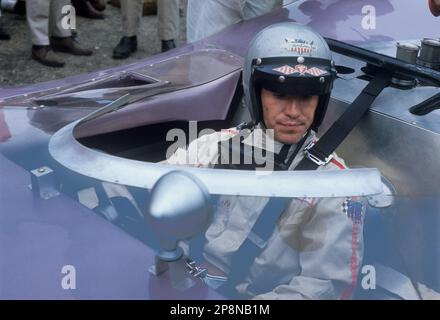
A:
[186,0,282,43]
[158,0,179,52]
[26,0,93,68]
[112,0,180,59]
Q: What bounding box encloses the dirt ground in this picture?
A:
[0,1,187,88]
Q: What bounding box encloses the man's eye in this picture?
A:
[273,93,288,99]
[299,95,313,101]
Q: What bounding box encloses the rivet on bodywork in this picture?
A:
[320,77,325,83]
[256,58,262,65]
[297,56,305,64]
[279,76,286,83]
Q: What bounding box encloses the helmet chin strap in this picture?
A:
[311,94,330,132]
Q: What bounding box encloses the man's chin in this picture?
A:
[274,132,303,145]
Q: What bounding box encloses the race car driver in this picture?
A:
[165,22,366,300]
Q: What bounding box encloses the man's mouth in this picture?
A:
[279,121,304,128]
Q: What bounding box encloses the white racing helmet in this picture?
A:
[243,22,337,131]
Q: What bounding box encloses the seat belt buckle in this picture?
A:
[185,259,228,289]
[304,141,333,166]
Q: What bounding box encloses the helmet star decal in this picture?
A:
[273,64,327,76]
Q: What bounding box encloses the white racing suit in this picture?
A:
[165,125,366,299]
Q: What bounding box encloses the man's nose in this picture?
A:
[284,98,301,118]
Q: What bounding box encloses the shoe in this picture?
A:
[161,39,176,52]
[0,26,10,41]
[31,46,65,68]
[50,36,93,56]
[112,36,137,59]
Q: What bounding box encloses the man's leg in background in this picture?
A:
[113,0,143,59]
[26,0,51,46]
[49,0,93,56]
[26,0,65,67]
[158,0,179,52]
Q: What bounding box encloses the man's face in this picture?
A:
[261,88,319,144]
